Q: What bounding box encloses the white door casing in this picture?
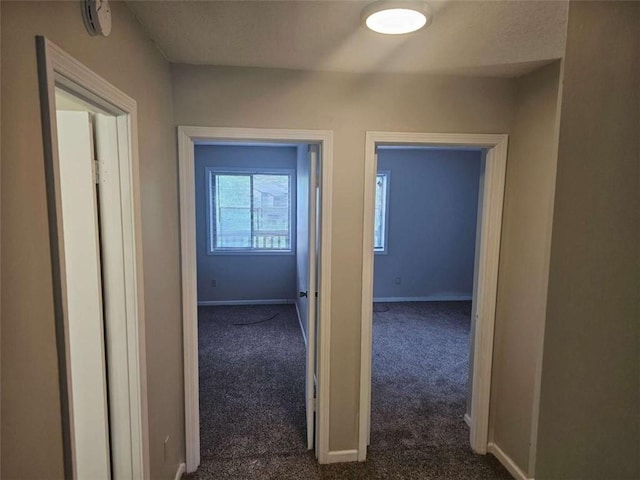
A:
[37,37,150,479]
[359,131,508,461]
[178,127,334,471]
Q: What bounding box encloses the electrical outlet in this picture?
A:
[164,436,169,463]
[395,277,401,285]
[211,279,217,288]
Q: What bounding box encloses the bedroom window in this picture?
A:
[206,168,293,253]
[374,171,390,253]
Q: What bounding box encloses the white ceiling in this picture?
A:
[126,0,568,76]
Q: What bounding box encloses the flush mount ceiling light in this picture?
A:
[362,0,432,35]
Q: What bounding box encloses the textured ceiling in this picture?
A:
[126,0,568,76]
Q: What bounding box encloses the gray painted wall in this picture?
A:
[536,3,639,478]
[195,145,298,303]
[489,61,562,475]
[374,148,481,300]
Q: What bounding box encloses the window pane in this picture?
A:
[252,174,290,250]
[215,175,251,248]
[374,174,387,250]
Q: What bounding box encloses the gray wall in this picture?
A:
[195,145,297,303]
[489,62,562,476]
[374,148,481,300]
[1,2,183,478]
[172,63,517,451]
[536,2,640,478]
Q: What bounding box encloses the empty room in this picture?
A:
[192,141,323,475]
[365,145,509,476]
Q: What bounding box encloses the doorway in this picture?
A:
[178,127,334,472]
[359,132,508,460]
[37,38,149,479]
[368,145,483,457]
[192,143,317,469]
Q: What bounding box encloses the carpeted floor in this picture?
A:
[186,302,511,480]
[371,301,474,450]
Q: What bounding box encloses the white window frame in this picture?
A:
[205,167,295,255]
[374,170,390,254]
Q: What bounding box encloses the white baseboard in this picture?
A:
[294,301,308,347]
[174,462,186,480]
[464,413,472,428]
[373,295,472,303]
[326,449,359,464]
[487,442,533,480]
[198,299,295,306]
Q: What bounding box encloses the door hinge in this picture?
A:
[94,159,107,184]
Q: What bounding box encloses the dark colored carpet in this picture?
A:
[186,303,511,480]
[371,301,474,450]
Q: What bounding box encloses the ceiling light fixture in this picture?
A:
[362,0,432,35]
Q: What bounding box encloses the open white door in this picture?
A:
[94,114,136,479]
[305,146,318,450]
[296,144,319,450]
[57,111,111,479]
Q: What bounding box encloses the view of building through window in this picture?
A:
[208,171,292,252]
[374,172,389,252]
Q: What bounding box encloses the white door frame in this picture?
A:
[37,37,150,478]
[177,126,334,472]
[359,131,508,460]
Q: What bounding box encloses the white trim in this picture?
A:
[295,301,308,347]
[178,127,200,473]
[178,126,333,471]
[373,295,472,303]
[487,443,533,480]
[173,462,186,480]
[36,37,149,479]
[359,131,508,461]
[326,450,359,464]
[464,413,472,428]
[197,299,294,306]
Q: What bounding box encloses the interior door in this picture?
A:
[57,111,111,479]
[305,146,319,450]
[94,114,134,479]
